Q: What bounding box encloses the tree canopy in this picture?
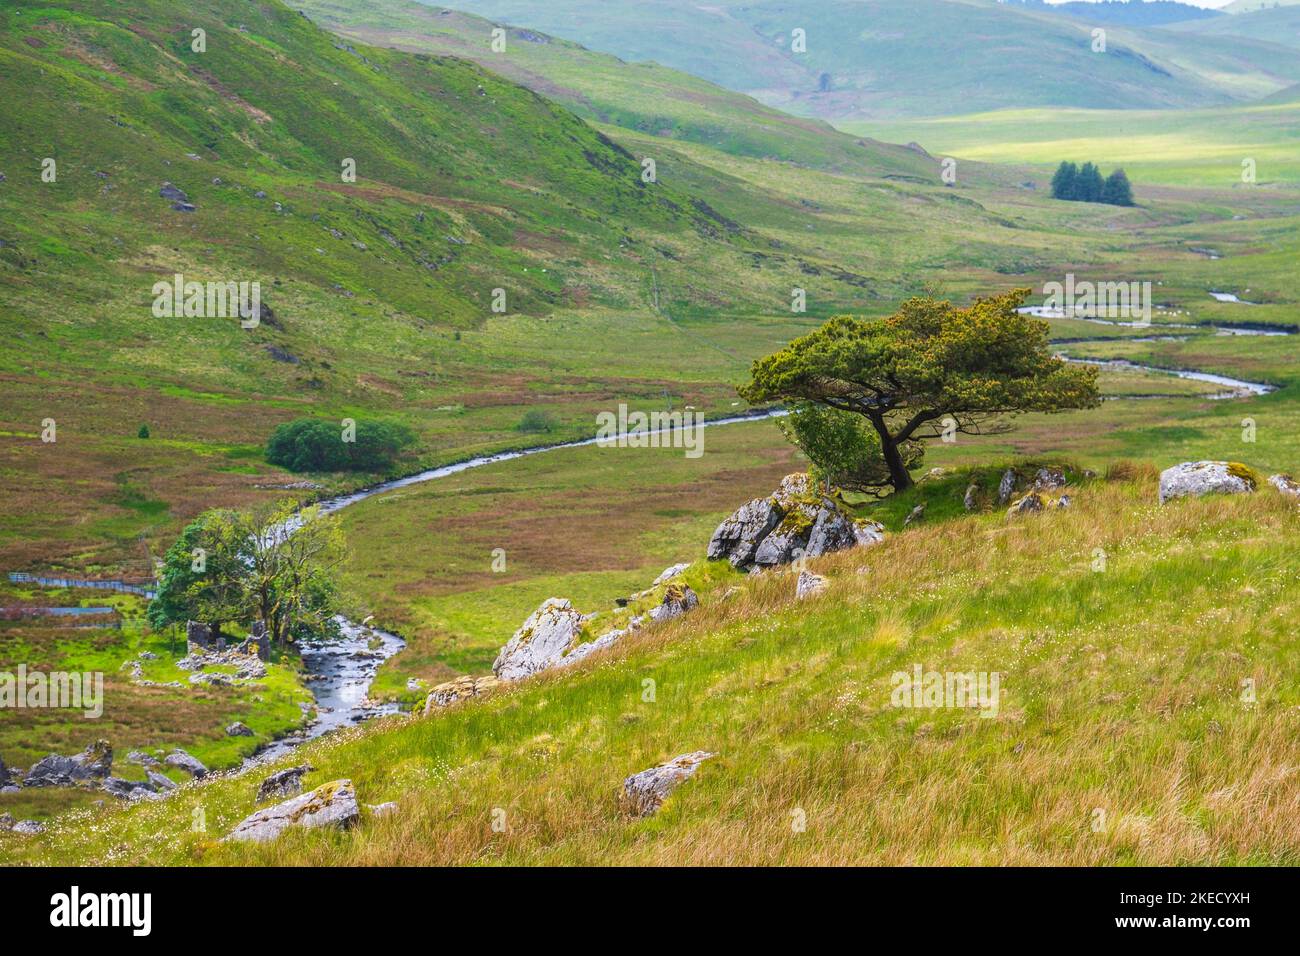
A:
[148,501,346,648]
[740,289,1100,491]
[266,418,415,473]
[1051,160,1134,206]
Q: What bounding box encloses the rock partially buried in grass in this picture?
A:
[424,675,500,712]
[256,764,315,802]
[619,752,715,818]
[796,570,828,600]
[225,722,254,737]
[1159,461,1256,505]
[164,750,207,778]
[226,779,359,843]
[10,819,45,835]
[1269,474,1300,498]
[649,583,699,622]
[652,562,690,585]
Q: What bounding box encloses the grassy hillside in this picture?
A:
[291,0,930,176]
[5,472,1298,865]
[1167,4,1300,48]
[421,0,1300,118]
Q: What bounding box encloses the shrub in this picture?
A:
[137,424,150,439]
[517,410,556,434]
[265,418,415,473]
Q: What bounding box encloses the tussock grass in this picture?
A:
[5,478,1297,865]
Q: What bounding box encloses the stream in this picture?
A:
[255,409,790,762]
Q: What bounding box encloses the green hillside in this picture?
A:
[1166,4,1300,49]
[5,473,1299,865]
[292,0,929,176]
[421,0,1300,118]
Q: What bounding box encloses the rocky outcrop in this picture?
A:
[492,598,586,681]
[226,722,254,737]
[619,751,715,818]
[709,474,884,570]
[127,750,159,768]
[164,750,207,778]
[23,740,113,787]
[256,764,314,803]
[423,675,500,712]
[796,570,828,600]
[10,819,45,835]
[1159,461,1256,504]
[226,779,359,843]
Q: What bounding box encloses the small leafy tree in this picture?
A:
[740,289,1100,492]
[266,418,414,473]
[779,401,923,496]
[1100,168,1134,207]
[148,502,346,648]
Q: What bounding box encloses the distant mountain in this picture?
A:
[1226,0,1300,12]
[423,0,1300,119]
[1165,3,1300,49]
[1001,1,1223,27]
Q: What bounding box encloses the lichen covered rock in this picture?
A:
[492,598,586,681]
[256,764,315,802]
[424,675,500,712]
[796,570,828,600]
[1159,461,1256,504]
[226,779,359,843]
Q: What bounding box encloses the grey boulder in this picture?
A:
[492,598,586,681]
[648,583,699,623]
[225,779,359,844]
[225,722,254,737]
[164,750,208,778]
[796,570,828,600]
[1159,461,1255,505]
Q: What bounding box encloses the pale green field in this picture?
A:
[848,97,1300,187]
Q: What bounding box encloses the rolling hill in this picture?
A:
[291,0,929,175]
[417,0,1300,118]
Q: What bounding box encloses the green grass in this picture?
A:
[0,586,314,822]
[852,94,1300,187]
[5,475,1298,864]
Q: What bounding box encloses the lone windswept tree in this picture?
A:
[740,289,1100,492]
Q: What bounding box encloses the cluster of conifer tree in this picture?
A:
[1050,162,1134,206]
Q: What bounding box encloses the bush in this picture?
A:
[265,418,415,473]
[517,410,556,434]
[137,424,150,439]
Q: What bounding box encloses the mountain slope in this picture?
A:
[421,0,1300,118]
[292,0,930,176]
[5,474,1299,865]
[1165,4,1300,50]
